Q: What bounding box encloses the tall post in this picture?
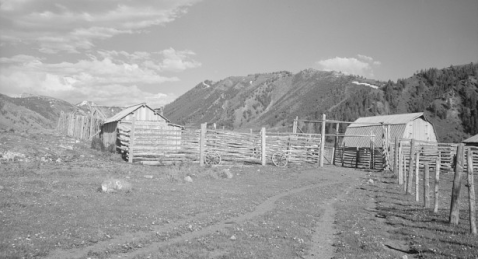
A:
[80,116,84,139]
[424,162,430,208]
[406,139,416,195]
[371,133,375,169]
[415,151,420,202]
[398,141,403,185]
[261,127,266,166]
[293,116,298,134]
[402,147,407,192]
[199,123,207,166]
[89,115,94,139]
[467,148,477,235]
[394,137,400,180]
[319,114,326,167]
[449,144,464,225]
[128,115,136,163]
[434,155,441,213]
[333,122,339,165]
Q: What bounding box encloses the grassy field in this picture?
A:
[1,131,477,259]
[334,170,478,259]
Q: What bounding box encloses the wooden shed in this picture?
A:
[343,112,438,147]
[463,134,478,147]
[100,103,181,149]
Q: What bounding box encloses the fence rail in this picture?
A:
[117,122,341,166]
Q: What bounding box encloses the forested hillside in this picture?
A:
[164,69,383,132]
[165,63,478,143]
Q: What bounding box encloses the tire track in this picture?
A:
[121,179,344,259]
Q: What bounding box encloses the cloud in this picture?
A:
[0,50,198,107]
[158,48,202,72]
[0,0,202,53]
[316,54,381,78]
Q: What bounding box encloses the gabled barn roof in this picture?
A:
[463,134,478,144]
[104,103,169,124]
[348,112,424,128]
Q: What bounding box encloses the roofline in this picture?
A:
[103,103,170,124]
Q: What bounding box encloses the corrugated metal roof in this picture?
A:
[463,134,478,143]
[348,112,424,128]
[104,103,168,124]
[343,124,406,147]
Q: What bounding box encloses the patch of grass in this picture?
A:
[334,170,478,259]
[1,156,344,258]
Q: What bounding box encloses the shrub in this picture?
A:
[91,137,105,151]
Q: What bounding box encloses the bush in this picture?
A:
[91,137,105,151]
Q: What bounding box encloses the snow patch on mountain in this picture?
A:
[351,81,379,89]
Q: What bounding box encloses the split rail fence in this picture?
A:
[56,111,103,140]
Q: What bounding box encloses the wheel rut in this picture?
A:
[122,180,343,259]
[48,172,358,259]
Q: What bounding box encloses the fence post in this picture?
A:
[467,148,477,235]
[403,148,407,192]
[199,123,207,166]
[261,127,266,166]
[415,151,420,202]
[80,116,85,139]
[89,115,94,139]
[319,114,326,167]
[406,139,416,195]
[424,162,430,208]
[341,143,345,167]
[128,115,136,163]
[449,144,464,225]
[355,147,360,168]
[293,116,298,134]
[394,137,399,181]
[333,122,339,165]
[370,133,375,169]
[398,141,403,185]
[434,156,441,213]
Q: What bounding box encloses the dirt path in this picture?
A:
[48,167,364,259]
[305,178,358,259]
[120,179,350,259]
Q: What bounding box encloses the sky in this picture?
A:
[0,0,477,108]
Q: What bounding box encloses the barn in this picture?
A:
[343,112,438,147]
[463,134,478,147]
[100,103,182,150]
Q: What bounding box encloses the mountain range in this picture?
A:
[164,63,478,143]
[1,63,476,143]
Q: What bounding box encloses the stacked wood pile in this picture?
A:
[56,111,103,140]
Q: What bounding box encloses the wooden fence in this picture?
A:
[392,141,478,235]
[116,121,337,166]
[56,111,103,140]
[334,146,384,170]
